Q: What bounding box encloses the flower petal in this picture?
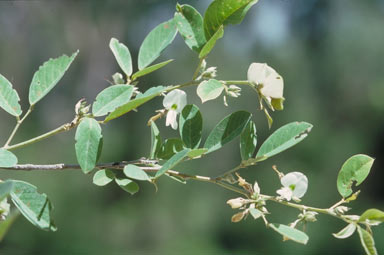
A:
[260,74,284,99]
[166,109,178,130]
[163,89,187,112]
[281,172,308,199]
[247,63,268,85]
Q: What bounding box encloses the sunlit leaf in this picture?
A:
[359,209,384,224]
[132,59,174,80]
[0,74,22,116]
[29,51,78,105]
[197,79,224,103]
[155,148,191,178]
[92,85,134,117]
[179,104,202,148]
[115,178,139,195]
[357,226,378,255]
[337,154,374,198]
[124,165,151,181]
[75,118,103,173]
[204,111,251,153]
[332,223,356,239]
[240,120,257,160]
[10,180,56,231]
[269,223,309,244]
[0,149,17,168]
[138,19,177,70]
[109,38,132,76]
[256,122,313,160]
[93,169,115,186]
[199,26,224,59]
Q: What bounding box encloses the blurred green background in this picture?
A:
[0,0,383,254]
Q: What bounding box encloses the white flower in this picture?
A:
[163,89,187,130]
[247,63,284,99]
[276,172,308,201]
[227,197,248,209]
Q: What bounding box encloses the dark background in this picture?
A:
[0,0,383,254]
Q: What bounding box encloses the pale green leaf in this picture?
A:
[124,165,151,181]
[29,51,78,105]
[105,86,167,122]
[0,74,22,116]
[187,148,208,159]
[149,121,162,159]
[240,120,257,160]
[269,223,309,244]
[115,178,139,195]
[92,85,134,117]
[175,4,206,52]
[199,26,224,59]
[256,122,313,160]
[337,154,375,198]
[197,79,224,103]
[132,59,174,80]
[359,209,384,223]
[179,104,202,148]
[157,138,185,160]
[10,180,56,231]
[0,181,14,201]
[93,169,115,186]
[138,19,177,70]
[0,149,18,168]
[155,148,191,178]
[332,223,357,239]
[204,111,251,153]
[204,0,258,39]
[75,118,102,173]
[249,208,262,220]
[357,226,378,255]
[109,38,132,76]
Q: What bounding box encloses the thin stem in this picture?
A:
[223,80,252,86]
[192,58,205,80]
[216,163,244,180]
[4,107,33,148]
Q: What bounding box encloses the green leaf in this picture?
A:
[256,122,313,160]
[199,26,224,59]
[332,223,357,239]
[269,223,309,245]
[93,169,115,186]
[240,120,257,160]
[105,86,167,122]
[0,74,22,116]
[0,181,14,201]
[337,154,375,198]
[10,180,56,231]
[175,4,206,52]
[155,148,191,178]
[124,165,151,181]
[179,104,202,148]
[165,174,187,184]
[357,226,378,255]
[197,79,224,103]
[29,51,78,105]
[115,178,139,195]
[132,59,174,80]
[249,208,262,220]
[75,118,103,174]
[157,138,185,160]
[138,19,177,70]
[187,148,208,159]
[0,149,17,168]
[359,209,384,223]
[204,111,251,153]
[149,121,162,159]
[109,38,132,76]
[0,212,19,241]
[203,0,258,39]
[92,85,134,117]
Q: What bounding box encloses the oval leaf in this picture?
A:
[10,180,56,231]
[0,149,17,168]
[199,25,224,59]
[187,148,208,159]
[332,223,357,239]
[105,86,167,122]
[93,169,115,186]
[157,138,185,160]
[337,154,375,198]
[29,51,78,105]
[155,148,191,178]
[197,79,224,103]
[179,104,202,148]
[256,122,313,160]
[175,4,206,52]
[115,178,139,195]
[110,38,132,76]
[359,209,384,223]
[124,165,151,181]
[249,208,262,220]
[0,74,22,116]
[132,59,174,80]
[203,0,258,39]
[204,111,252,153]
[240,120,257,160]
[269,223,309,245]
[149,121,162,159]
[138,19,177,70]
[75,118,102,173]
[92,85,134,117]
[357,226,378,255]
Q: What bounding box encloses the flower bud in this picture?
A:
[112,72,125,84]
[334,206,350,215]
[227,197,247,209]
[201,67,217,79]
[231,211,246,223]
